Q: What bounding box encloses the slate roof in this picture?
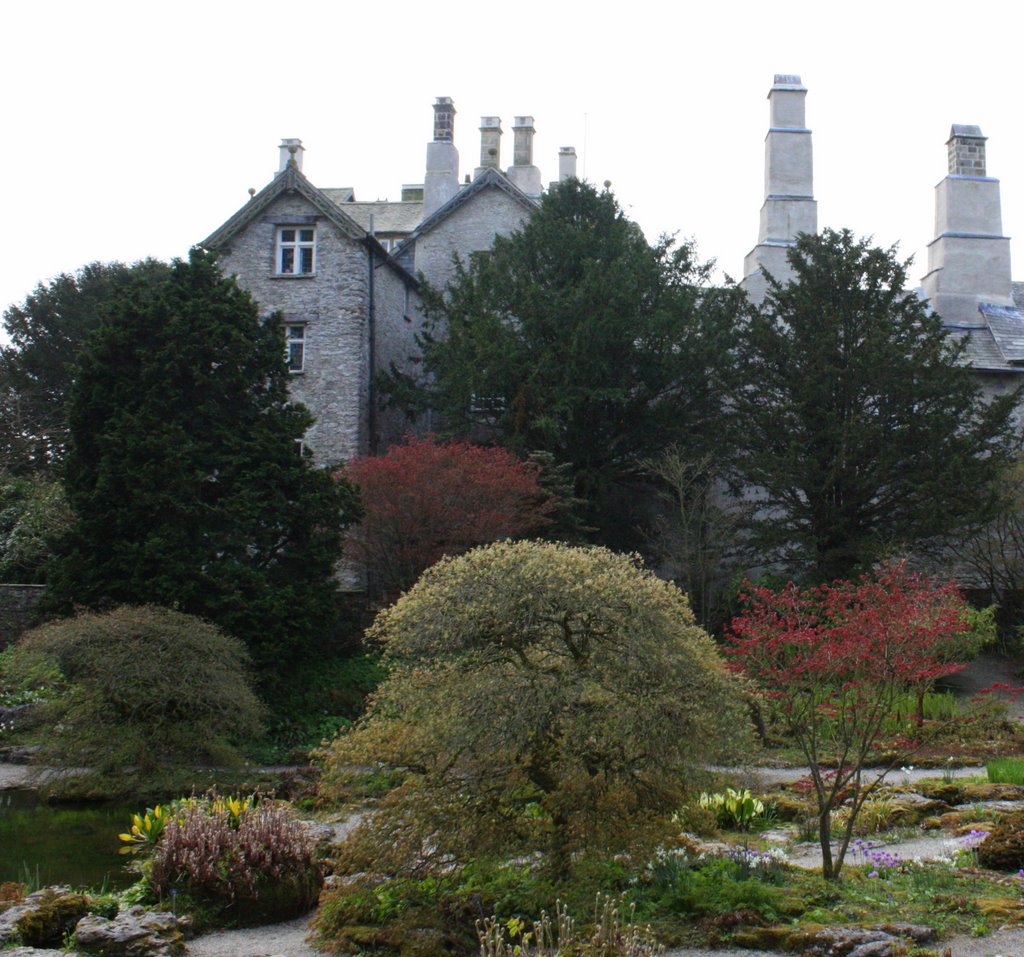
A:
[943,300,1024,372]
[332,199,425,235]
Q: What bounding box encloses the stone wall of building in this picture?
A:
[372,258,424,449]
[0,584,45,650]
[218,193,370,466]
[413,188,530,291]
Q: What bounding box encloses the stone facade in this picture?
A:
[203,98,549,463]
[0,584,45,650]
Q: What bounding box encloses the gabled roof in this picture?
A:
[398,167,538,250]
[202,163,368,249]
[201,163,417,287]
[944,301,1024,372]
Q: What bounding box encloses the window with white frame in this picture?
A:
[286,324,305,372]
[277,227,315,274]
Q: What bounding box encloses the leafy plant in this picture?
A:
[697,788,767,831]
[477,895,663,957]
[118,804,173,854]
[338,435,556,601]
[146,794,321,926]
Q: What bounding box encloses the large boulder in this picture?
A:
[0,887,90,949]
[74,907,189,957]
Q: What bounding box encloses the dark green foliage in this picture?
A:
[645,854,786,921]
[0,260,172,475]
[388,179,740,543]
[5,605,264,774]
[732,229,1019,580]
[257,653,388,760]
[44,250,360,675]
[0,471,72,583]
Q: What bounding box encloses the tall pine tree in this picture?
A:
[46,249,360,679]
[733,228,1020,580]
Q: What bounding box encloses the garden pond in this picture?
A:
[0,788,138,889]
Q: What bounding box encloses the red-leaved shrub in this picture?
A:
[339,435,555,599]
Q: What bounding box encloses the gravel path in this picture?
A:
[186,915,320,957]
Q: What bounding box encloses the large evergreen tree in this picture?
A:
[733,228,1020,580]
[45,249,360,677]
[0,260,172,474]
[389,179,740,542]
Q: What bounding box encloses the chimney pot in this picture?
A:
[424,98,460,217]
[947,124,987,177]
[512,116,536,167]
[477,117,503,172]
[558,146,577,182]
[433,96,456,143]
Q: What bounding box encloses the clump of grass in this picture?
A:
[987,757,1024,785]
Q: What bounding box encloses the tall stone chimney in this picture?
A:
[921,125,1013,322]
[740,75,817,303]
[278,138,304,174]
[507,116,543,197]
[558,146,577,182]
[474,117,502,177]
[423,97,460,218]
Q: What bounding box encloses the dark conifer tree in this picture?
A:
[46,249,360,680]
[0,260,171,474]
[388,179,741,543]
[733,228,1020,580]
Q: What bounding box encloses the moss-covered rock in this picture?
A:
[882,792,951,825]
[961,783,1024,802]
[732,922,933,956]
[772,793,813,822]
[915,780,966,803]
[978,817,1024,870]
[4,887,91,948]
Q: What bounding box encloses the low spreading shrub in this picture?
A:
[126,794,322,927]
[3,606,264,777]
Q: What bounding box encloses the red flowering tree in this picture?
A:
[338,436,555,601]
[727,563,975,879]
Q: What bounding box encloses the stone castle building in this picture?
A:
[202,79,1024,462]
[202,98,574,464]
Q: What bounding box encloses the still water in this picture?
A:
[0,789,138,889]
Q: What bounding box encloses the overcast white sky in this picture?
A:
[3,0,1023,320]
